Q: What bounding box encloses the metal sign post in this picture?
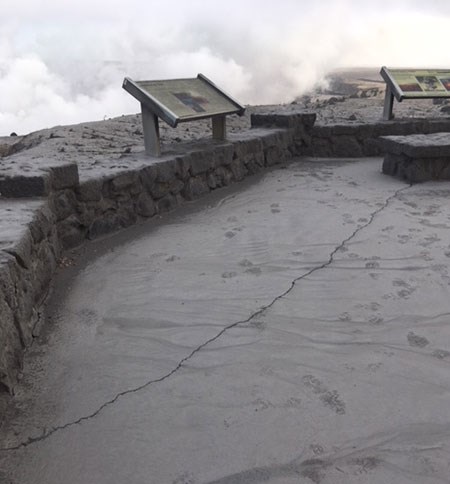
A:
[212,116,226,140]
[141,103,160,157]
[383,86,395,121]
[123,74,245,156]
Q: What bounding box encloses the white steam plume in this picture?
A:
[1,0,450,135]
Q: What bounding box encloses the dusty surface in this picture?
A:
[1,157,450,483]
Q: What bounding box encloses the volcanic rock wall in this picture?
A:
[0,113,315,403]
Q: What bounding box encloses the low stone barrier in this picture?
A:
[309,119,450,157]
[0,112,315,400]
[251,114,450,157]
[382,132,450,183]
[0,199,58,397]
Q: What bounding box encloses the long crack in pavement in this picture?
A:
[0,183,411,452]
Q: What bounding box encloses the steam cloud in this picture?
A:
[1,0,449,135]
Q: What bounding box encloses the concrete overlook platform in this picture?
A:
[2,157,450,483]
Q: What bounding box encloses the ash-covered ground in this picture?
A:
[0,68,449,163]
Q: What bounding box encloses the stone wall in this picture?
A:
[382,132,450,183]
[0,200,59,394]
[308,119,450,157]
[56,119,315,249]
[250,112,450,158]
[0,113,316,401]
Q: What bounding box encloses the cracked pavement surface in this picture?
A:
[2,157,450,483]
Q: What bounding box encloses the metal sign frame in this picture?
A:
[123,74,245,156]
[381,67,450,120]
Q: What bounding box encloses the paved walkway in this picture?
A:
[1,158,450,484]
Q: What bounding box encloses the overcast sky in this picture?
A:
[1,0,450,135]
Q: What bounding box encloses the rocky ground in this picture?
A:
[1,68,449,167]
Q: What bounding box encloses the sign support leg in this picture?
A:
[212,116,226,140]
[383,87,395,121]
[141,103,161,156]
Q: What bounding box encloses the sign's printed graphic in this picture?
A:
[172,92,209,113]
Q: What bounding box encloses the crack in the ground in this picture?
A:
[0,184,410,452]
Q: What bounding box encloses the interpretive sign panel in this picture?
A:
[130,77,244,126]
[380,67,450,120]
[123,74,245,156]
[381,67,450,100]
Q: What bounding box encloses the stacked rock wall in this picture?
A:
[56,124,314,251]
[0,201,59,394]
[382,132,450,183]
[0,113,315,401]
[309,119,450,157]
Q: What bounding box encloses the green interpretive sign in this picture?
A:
[381,67,450,100]
[135,78,241,122]
[123,74,245,128]
[380,67,450,120]
[122,74,245,156]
